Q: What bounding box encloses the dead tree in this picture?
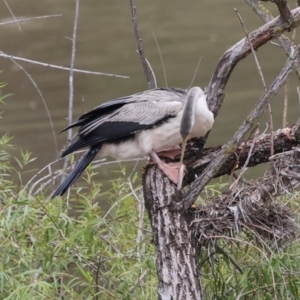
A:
[129,1,300,299]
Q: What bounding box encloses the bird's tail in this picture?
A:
[52,146,101,198]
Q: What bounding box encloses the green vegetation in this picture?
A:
[201,238,300,299]
[0,135,157,299]
[0,136,300,299]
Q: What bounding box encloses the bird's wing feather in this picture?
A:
[53,88,187,197]
[60,88,186,155]
[62,137,106,157]
[79,100,183,136]
[62,100,183,156]
[52,146,100,197]
[61,88,186,133]
[92,87,186,110]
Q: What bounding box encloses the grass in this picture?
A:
[0,133,300,299]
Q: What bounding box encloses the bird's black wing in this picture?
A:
[61,121,153,157]
[60,88,186,132]
[61,89,185,157]
[53,88,186,197]
[52,146,100,197]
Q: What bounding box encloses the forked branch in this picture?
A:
[129,0,155,89]
[183,125,300,185]
[176,7,300,210]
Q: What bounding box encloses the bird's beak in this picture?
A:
[178,135,190,190]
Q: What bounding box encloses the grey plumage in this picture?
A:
[52,87,214,197]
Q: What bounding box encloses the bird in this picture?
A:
[178,87,208,190]
[52,86,214,197]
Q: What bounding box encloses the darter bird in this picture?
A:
[52,86,214,197]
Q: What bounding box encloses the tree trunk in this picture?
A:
[140,4,300,300]
[143,166,202,300]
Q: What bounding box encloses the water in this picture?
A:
[0,0,298,193]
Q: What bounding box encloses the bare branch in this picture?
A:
[152,31,168,87]
[0,14,63,26]
[129,0,155,89]
[283,80,289,127]
[261,0,293,23]
[183,125,300,185]
[235,8,275,156]
[244,0,299,69]
[3,0,20,30]
[7,57,58,154]
[0,51,129,78]
[173,8,300,210]
[67,0,80,145]
[178,48,300,210]
[188,55,203,90]
[229,127,259,190]
[206,7,300,117]
[291,87,300,138]
[141,4,300,298]
[234,8,267,89]
[59,0,80,189]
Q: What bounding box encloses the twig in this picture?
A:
[178,47,300,211]
[128,270,148,293]
[188,55,203,90]
[176,7,300,210]
[60,0,80,189]
[103,186,143,220]
[7,57,57,153]
[0,51,129,78]
[234,8,267,86]
[152,31,168,87]
[229,122,259,183]
[215,244,243,274]
[129,0,155,89]
[267,104,275,156]
[244,0,300,80]
[0,14,63,26]
[94,257,101,300]
[126,155,145,246]
[3,0,20,31]
[229,127,259,190]
[143,53,157,88]
[291,86,300,137]
[67,0,80,145]
[128,178,144,261]
[283,22,297,127]
[235,8,274,157]
[261,0,293,23]
[181,124,300,186]
[25,158,60,195]
[206,6,300,120]
[231,173,252,186]
[283,79,288,127]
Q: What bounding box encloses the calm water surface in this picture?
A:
[0,1,298,193]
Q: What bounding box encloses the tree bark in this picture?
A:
[143,168,202,300]
[141,3,300,300]
[183,125,300,186]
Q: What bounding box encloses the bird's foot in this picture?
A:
[156,146,182,160]
[149,151,186,187]
[157,161,187,186]
[159,162,180,184]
